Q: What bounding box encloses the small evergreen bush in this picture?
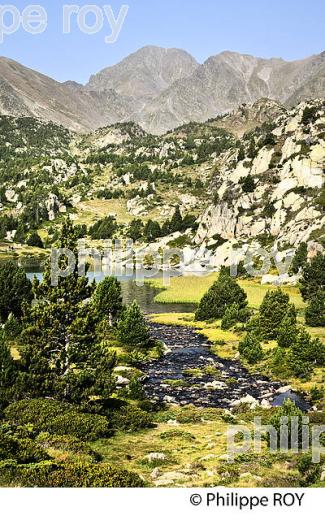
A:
[4,399,111,440]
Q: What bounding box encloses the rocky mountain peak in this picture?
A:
[86,45,199,99]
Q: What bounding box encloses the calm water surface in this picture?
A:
[25,266,196,314]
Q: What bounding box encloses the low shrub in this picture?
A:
[109,405,154,433]
[4,399,111,440]
[308,411,325,425]
[36,433,101,462]
[154,405,222,424]
[297,453,322,485]
[0,460,144,487]
[0,432,50,464]
[127,377,146,400]
[159,430,195,441]
[47,412,109,441]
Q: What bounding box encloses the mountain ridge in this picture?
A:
[0,46,324,134]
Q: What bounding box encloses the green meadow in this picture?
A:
[147,274,306,310]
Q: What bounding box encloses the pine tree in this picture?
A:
[89,216,117,240]
[92,276,124,326]
[240,174,256,193]
[305,291,325,327]
[289,242,308,275]
[0,333,16,406]
[247,138,257,159]
[300,253,325,302]
[221,303,239,330]
[0,261,32,322]
[195,271,248,321]
[161,219,171,236]
[14,222,26,243]
[246,314,262,339]
[169,206,183,233]
[274,325,325,379]
[270,399,304,449]
[117,301,150,349]
[128,219,144,241]
[277,313,297,349]
[287,327,314,378]
[259,289,296,340]
[262,132,276,146]
[238,146,245,161]
[302,106,318,124]
[143,220,161,242]
[238,332,263,364]
[20,220,99,398]
[27,232,43,248]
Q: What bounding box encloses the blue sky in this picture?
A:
[1,0,324,84]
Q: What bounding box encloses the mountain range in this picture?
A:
[0,46,324,134]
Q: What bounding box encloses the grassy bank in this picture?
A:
[0,242,47,261]
[146,274,306,310]
[92,406,302,488]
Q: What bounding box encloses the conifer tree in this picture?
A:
[143,220,161,242]
[286,327,321,378]
[269,399,304,448]
[300,253,325,301]
[20,220,100,398]
[277,313,297,349]
[238,146,245,161]
[305,291,325,327]
[0,333,16,407]
[259,289,296,340]
[221,303,240,330]
[195,271,248,321]
[238,332,263,364]
[128,219,144,241]
[92,276,124,326]
[240,174,256,193]
[117,301,150,349]
[169,206,183,233]
[289,242,308,275]
[27,232,43,248]
[0,261,32,322]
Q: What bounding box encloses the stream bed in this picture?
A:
[142,322,309,410]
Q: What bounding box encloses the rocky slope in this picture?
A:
[0,98,324,271]
[0,47,325,134]
[193,98,287,138]
[192,99,325,273]
[0,57,133,132]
